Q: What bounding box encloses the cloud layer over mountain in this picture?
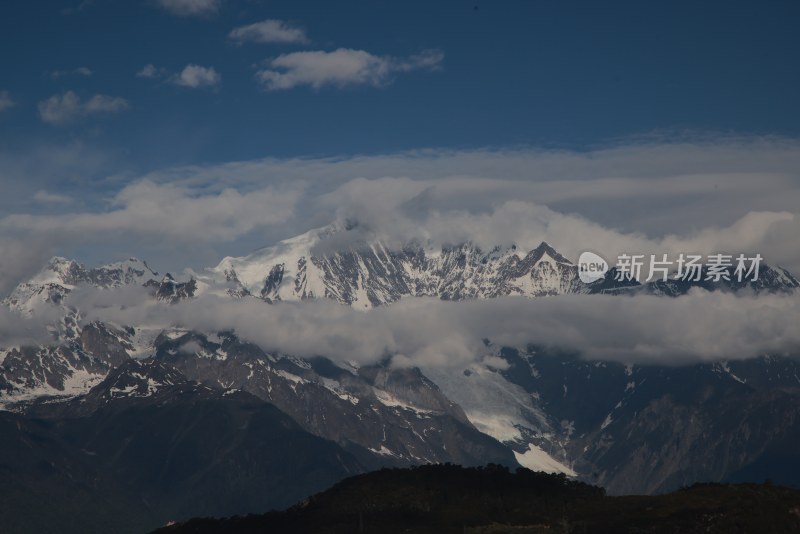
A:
[4,136,800,368]
[2,137,800,296]
[62,284,800,367]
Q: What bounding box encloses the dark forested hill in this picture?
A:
[153,464,800,534]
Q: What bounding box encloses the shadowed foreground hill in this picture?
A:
[153,464,800,534]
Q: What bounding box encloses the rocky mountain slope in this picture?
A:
[0,359,364,534]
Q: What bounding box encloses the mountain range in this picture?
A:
[1,223,799,533]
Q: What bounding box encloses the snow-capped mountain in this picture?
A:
[208,225,603,308]
[206,224,798,307]
[0,257,196,405]
[4,257,158,314]
[2,223,800,528]
[644,263,799,296]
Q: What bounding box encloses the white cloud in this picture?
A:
[72,287,800,367]
[84,94,129,114]
[50,67,93,79]
[137,64,220,88]
[172,64,220,88]
[0,91,15,112]
[33,190,73,204]
[0,304,59,346]
[104,139,800,275]
[395,49,445,72]
[311,185,797,276]
[0,236,54,297]
[256,48,444,90]
[1,179,302,243]
[155,0,220,16]
[229,19,309,44]
[3,138,800,290]
[37,91,128,124]
[38,91,81,124]
[136,64,165,79]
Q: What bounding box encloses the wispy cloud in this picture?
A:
[37,91,128,125]
[136,64,163,79]
[33,190,73,204]
[84,94,129,114]
[172,64,221,88]
[49,67,93,79]
[61,0,94,16]
[0,91,15,112]
[256,48,444,90]
[2,179,302,243]
[229,19,309,45]
[154,0,220,17]
[137,64,221,88]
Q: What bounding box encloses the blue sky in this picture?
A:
[2,0,799,168]
[1,0,800,288]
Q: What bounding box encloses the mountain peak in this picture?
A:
[202,229,588,306]
[528,241,574,266]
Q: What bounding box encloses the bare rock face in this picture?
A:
[498,347,800,494]
[152,330,516,469]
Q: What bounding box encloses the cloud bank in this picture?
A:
[2,179,301,242]
[2,138,800,298]
[69,287,800,367]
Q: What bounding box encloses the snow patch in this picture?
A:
[514,444,576,476]
[600,413,613,430]
[374,388,432,413]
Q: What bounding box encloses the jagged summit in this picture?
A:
[201,226,799,307]
[6,224,799,313]
[4,256,159,314]
[530,241,573,265]
[24,256,156,289]
[204,226,587,307]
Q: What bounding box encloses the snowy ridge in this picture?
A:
[204,224,587,308]
[4,256,158,314]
